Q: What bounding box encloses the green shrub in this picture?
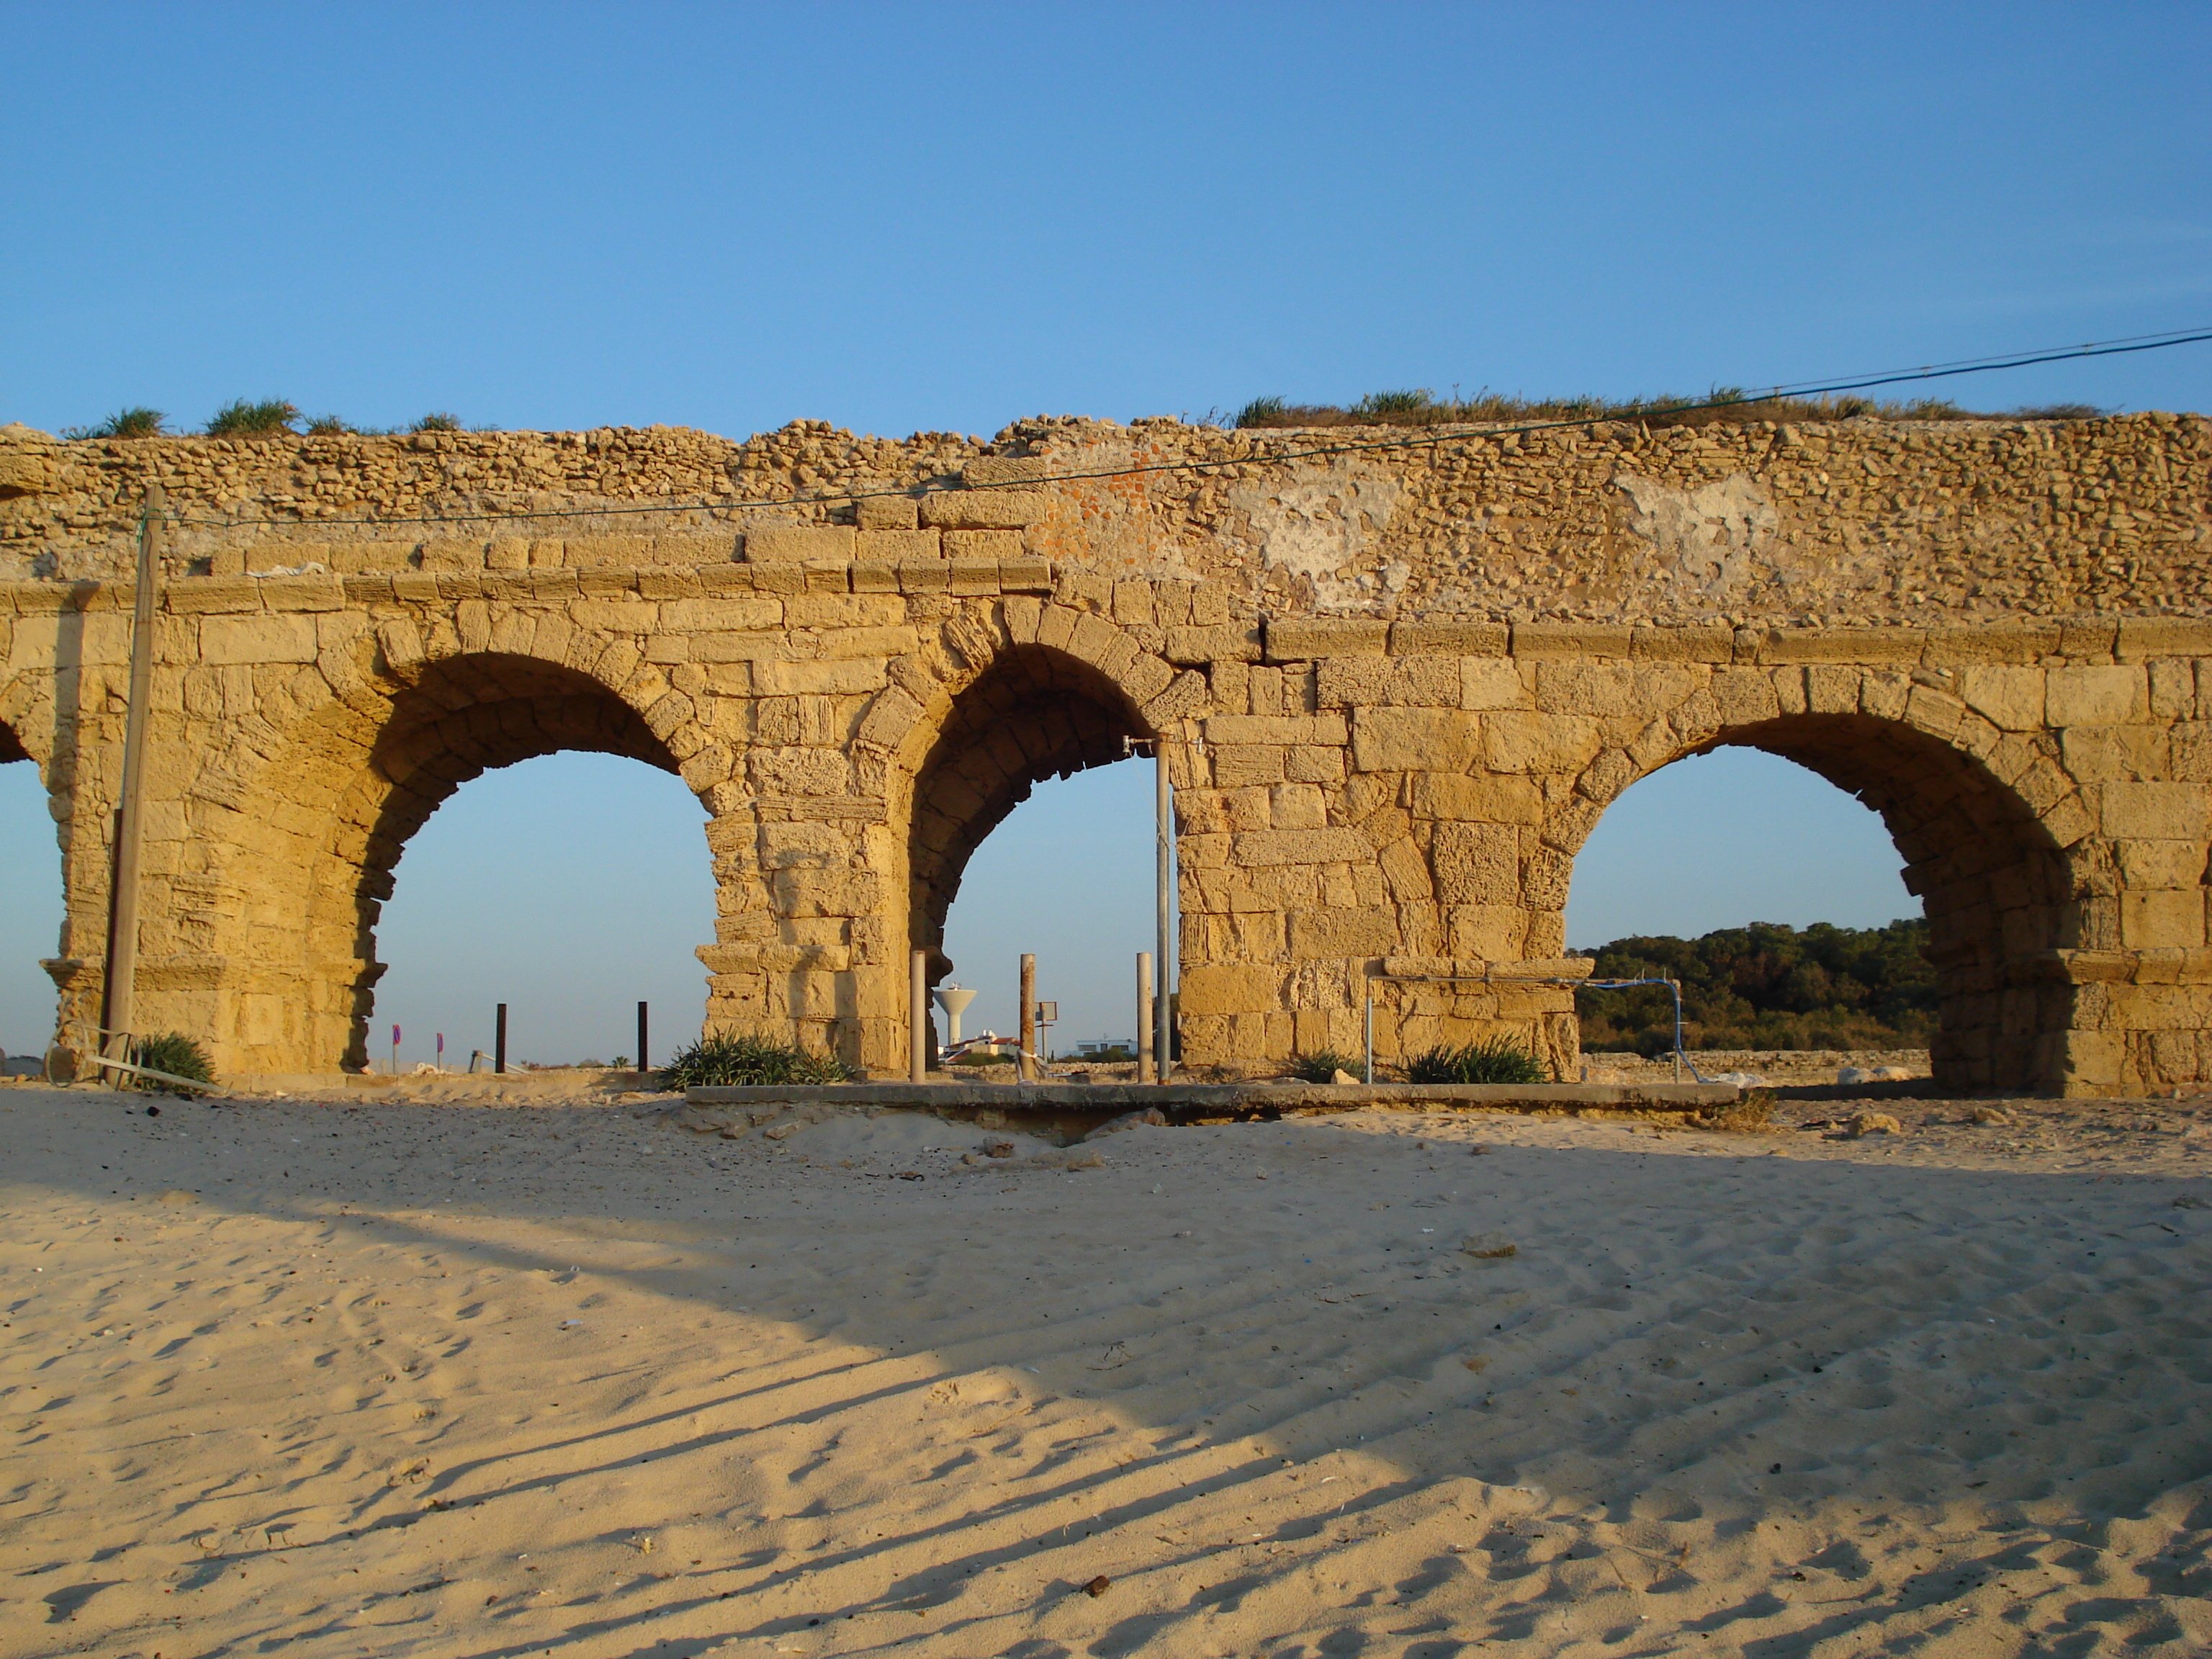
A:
[1399,1038,1547,1086]
[127,1031,216,1092]
[305,413,351,436]
[207,399,300,437]
[1288,1048,1357,1082]
[411,412,463,433]
[659,1031,855,1089]
[63,406,166,440]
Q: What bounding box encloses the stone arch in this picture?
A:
[210,649,685,1074]
[1558,707,2079,1093]
[901,642,1156,978]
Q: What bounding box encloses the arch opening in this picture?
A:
[0,723,62,1063]
[221,652,691,1074]
[371,750,712,1073]
[906,647,1154,1041]
[1569,712,2074,1092]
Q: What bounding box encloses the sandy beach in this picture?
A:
[4,1082,2210,1657]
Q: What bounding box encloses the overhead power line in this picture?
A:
[145,325,2211,533]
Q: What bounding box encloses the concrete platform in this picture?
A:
[683,1079,1748,1121]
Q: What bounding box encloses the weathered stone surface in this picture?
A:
[4,410,2208,1096]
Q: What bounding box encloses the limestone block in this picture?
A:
[419,537,487,571]
[752,658,889,695]
[2122,889,2206,948]
[1178,961,1282,1015]
[2056,1028,2122,1094]
[1446,905,1526,961]
[199,612,320,665]
[1352,707,1480,773]
[1431,822,1519,905]
[751,748,850,796]
[770,868,881,917]
[1264,618,1389,660]
[1166,624,1262,665]
[998,559,1053,592]
[785,593,906,629]
[1461,659,1526,711]
[1288,907,1397,958]
[920,490,1045,530]
[745,526,856,565]
[857,495,921,530]
[1231,826,1372,866]
[943,531,1022,562]
[166,578,265,616]
[2047,665,2143,727]
[1483,710,1600,774]
[2117,618,2212,661]
[1141,669,1211,727]
[963,456,1051,487]
[757,822,849,869]
[1629,624,1733,663]
[1512,623,1629,659]
[856,529,940,562]
[1921,623,2060,665]
[2103,781,2211,840]
[1269,783,1328,830]
[1806,664,1861,716]
[2149,659,2194,720]
[1284,745,1345,783]
[1317,655,1460,709]
[1204,714,1346,747]
[1390,621,1509,656]
[1407,770,1543,823]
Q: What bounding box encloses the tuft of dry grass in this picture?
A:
[1232,387,2108,432]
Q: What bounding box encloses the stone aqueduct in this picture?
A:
[1,410,2208,1094]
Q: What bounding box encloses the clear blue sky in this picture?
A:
[2,4,2205,1062]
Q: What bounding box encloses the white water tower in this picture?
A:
[932,984,978,1046]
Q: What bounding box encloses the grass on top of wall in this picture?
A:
[1231,388,2107,432]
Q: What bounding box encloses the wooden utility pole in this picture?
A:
[1154,744,1173,1082]
[102,484,164,1058]
[1136,951,1155,1083]
[1017,954,1037,1082]
[909,950,928,1083]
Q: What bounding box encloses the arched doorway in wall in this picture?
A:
[0,722,63,1064]
[1564,713,2076,1092]
[221,652,709,1074]
[907,646,1160,1061]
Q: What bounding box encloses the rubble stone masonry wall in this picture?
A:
[1,411,2207,1094]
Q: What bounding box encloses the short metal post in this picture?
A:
[1364,994,1375,1084]
[1018,954,1038,1082]
[1136,952,1155,1083]
[495,1004,508,1075]
[637,1001,649,1072]
[910,949,929,1084]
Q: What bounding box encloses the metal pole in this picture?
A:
[1364,994,1375,1084]
[1670,977,1682,1083]
[495,1004,508,1074]
[1018,954,1037,1082]
[102,484,164,1061]
[1154,743,1173,1082]
[1136,952,1155,1084]
[637,1001,649,1073]
[909,950,928,1084]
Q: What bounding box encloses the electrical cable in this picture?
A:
[99,323,2212,534]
